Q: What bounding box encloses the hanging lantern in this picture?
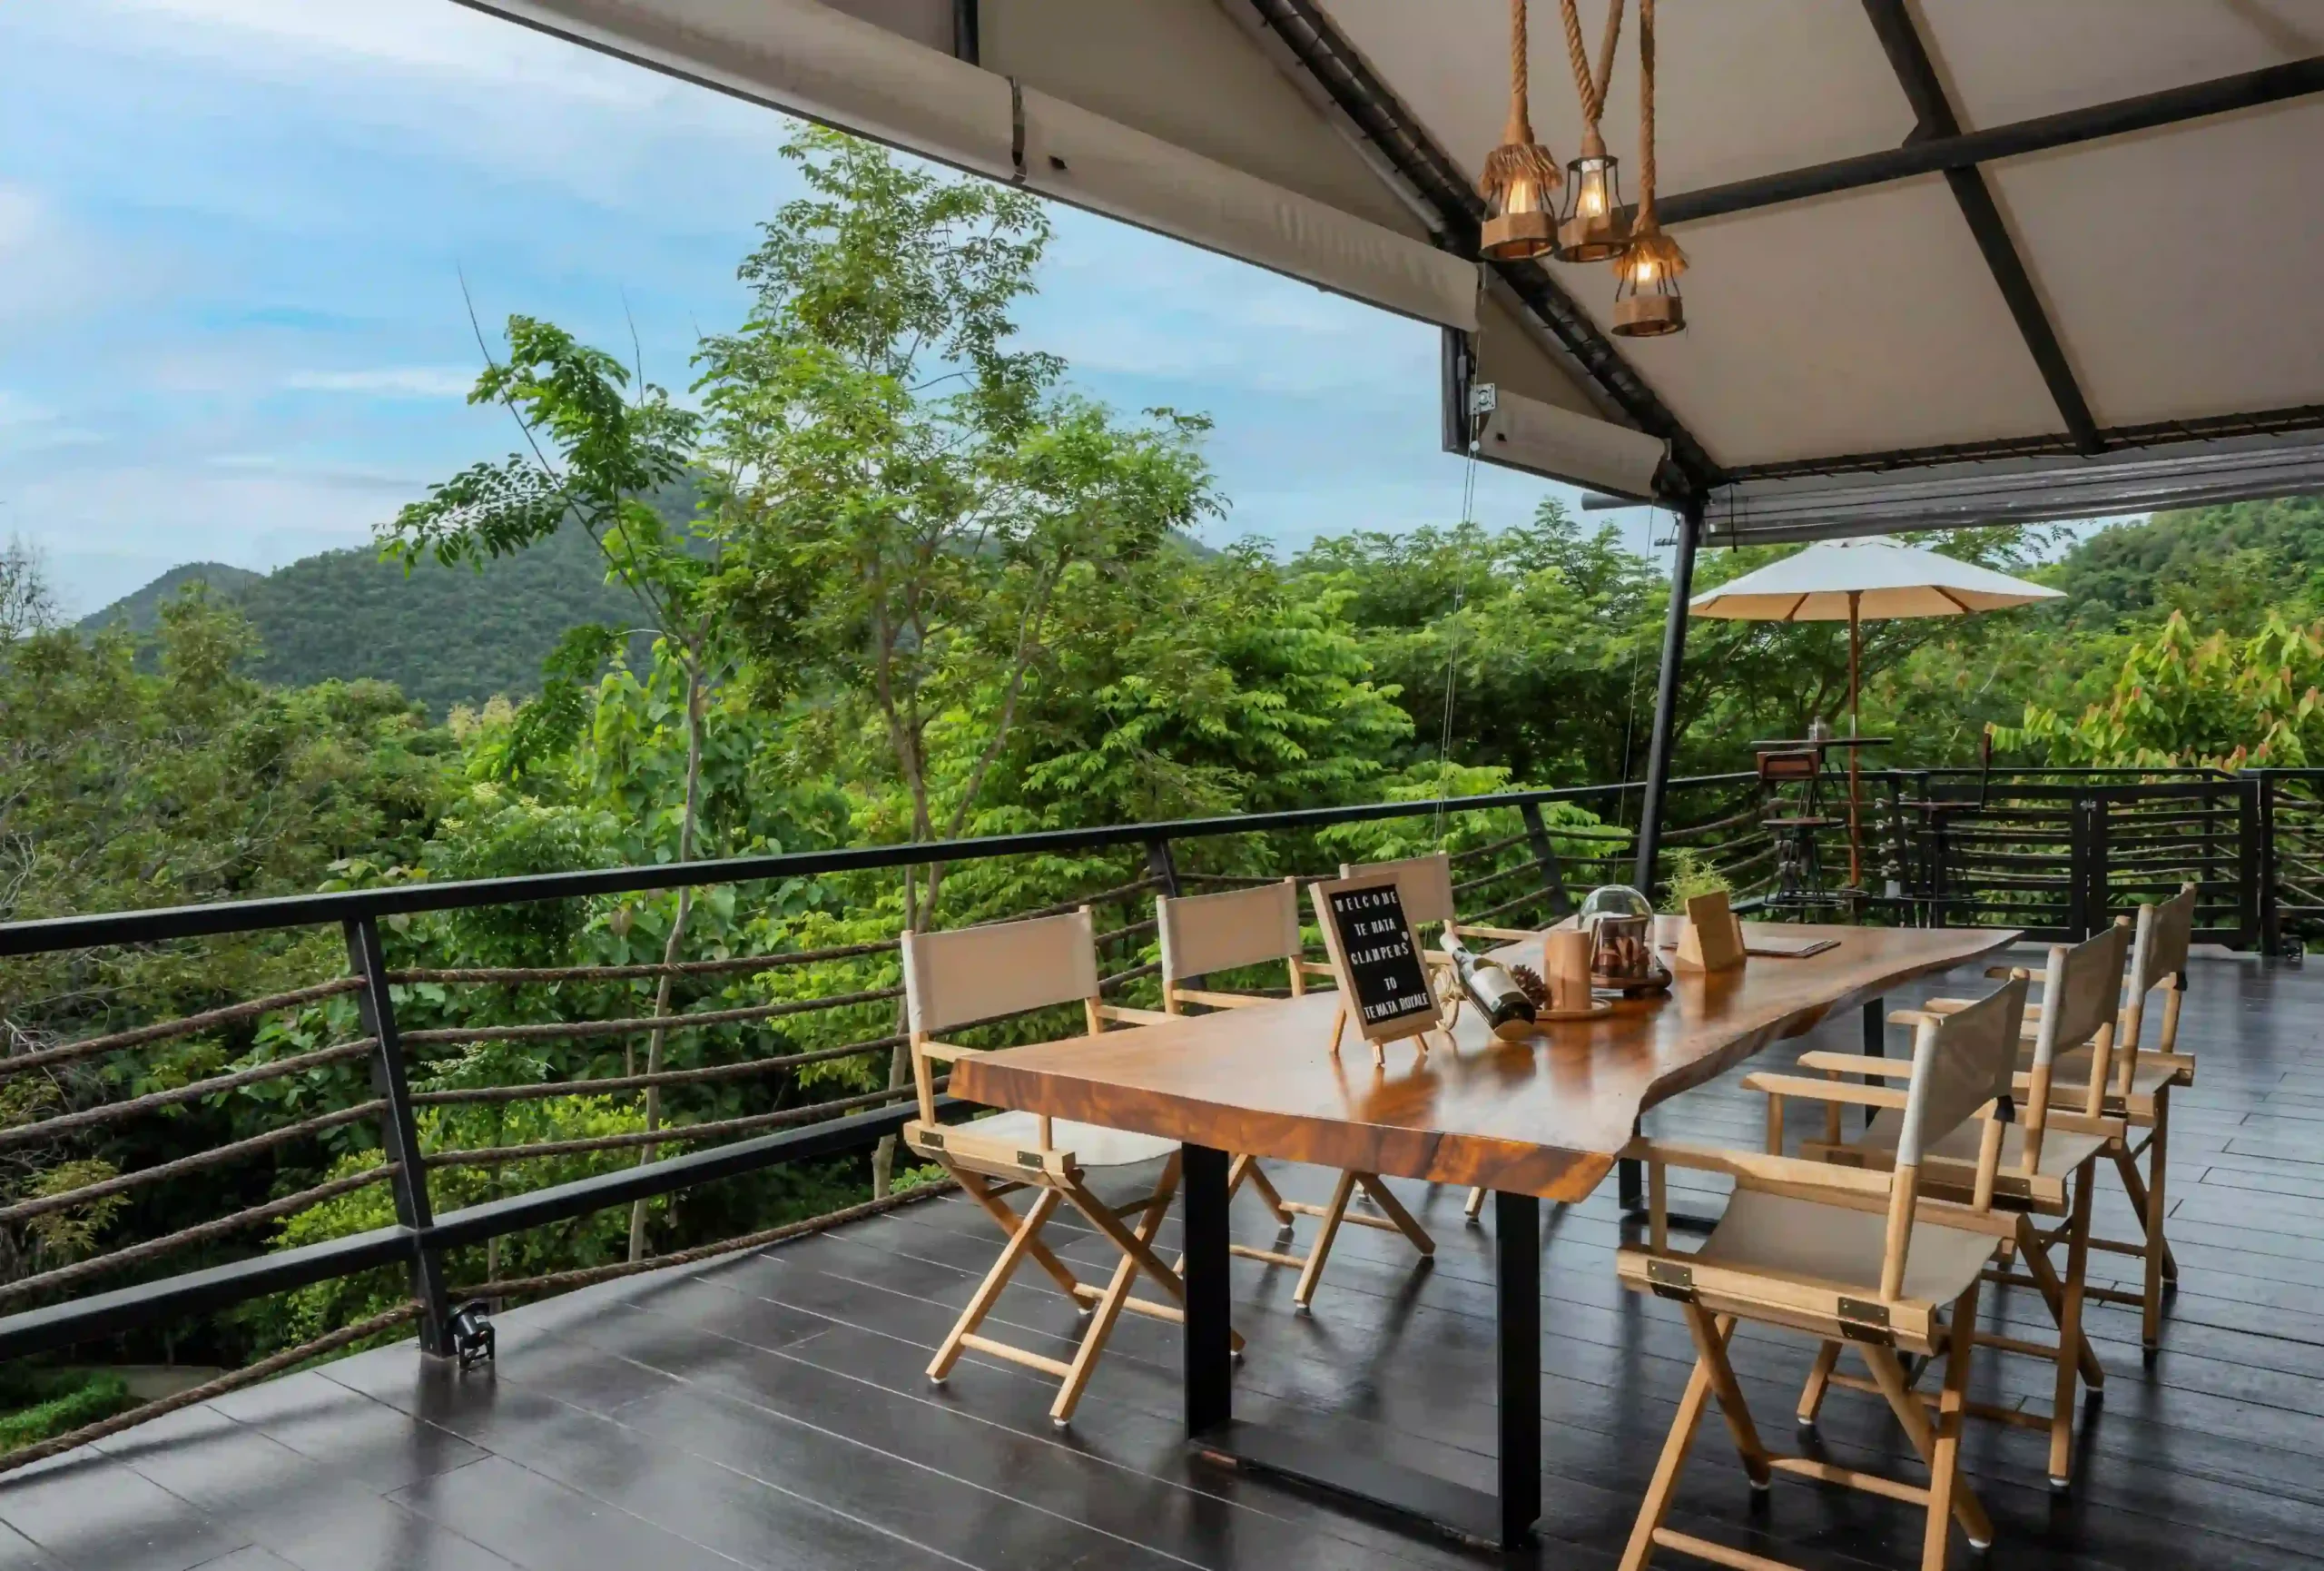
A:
[1612,231,1685,335]
[1610,0,1683,335]
[1556,129,1630,262]
[1549,1,1630,264]
[1478,0,1561,262]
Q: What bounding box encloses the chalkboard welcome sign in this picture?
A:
[1311,874,1443,1060]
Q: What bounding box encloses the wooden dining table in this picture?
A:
[952,921,2020,1549]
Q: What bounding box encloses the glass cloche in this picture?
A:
[1578,884,1671,993]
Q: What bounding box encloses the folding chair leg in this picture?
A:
[1863,1333,1991,1551]
[1293,1171,1359,1309]
[1620,1314,1732,1571]
[931,1187,1061,1384]
[957,1170,1087,1301]
[1052,1162,1179,1427]
[2141,1090,2171,1355]
[1230,1155,1294,1230]
[1924,1282,1985,1568]
[1354,1173,1435,1257]
[1463,1185,1487,1223]
[1797,1340,1842,1427]
[1681,1303,1771,1488]
[2015,1210,2103,1389]
[2050,1161,2095,1491]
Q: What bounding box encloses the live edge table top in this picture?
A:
[952,923,2019,1204]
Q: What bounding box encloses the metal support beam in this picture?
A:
[1659,55,2324,228]
[344,915,450,1356]
[950,0,979,65]
[1859,0,2099,454]
[1633,503,1704,895]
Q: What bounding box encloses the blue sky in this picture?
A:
[0,0,1680,619]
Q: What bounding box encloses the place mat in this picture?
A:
[1743,934,1839,958]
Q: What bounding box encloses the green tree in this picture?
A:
[384,316,737,1257]
[699,128,1219,1191]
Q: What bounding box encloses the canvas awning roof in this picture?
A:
[459,0,2324,530]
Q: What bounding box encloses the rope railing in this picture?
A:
[397,988,901,1049]
[0,1102,387,1226]
[423,1083,928,1168]
[407,1037,901,1106]
[0,1165,399,1303]
[0,977,365,1082]
[0,1038,377,1151]
[386,937,900,985]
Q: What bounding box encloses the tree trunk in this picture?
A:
[628,658,706,1262]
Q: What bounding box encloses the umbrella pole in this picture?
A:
[1847,594,1862,891]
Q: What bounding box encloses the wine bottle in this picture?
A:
[1442,933,1537,1030]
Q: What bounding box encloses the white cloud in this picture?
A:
[284,366,478,399]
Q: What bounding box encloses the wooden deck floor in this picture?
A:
[8,947,2324,1570]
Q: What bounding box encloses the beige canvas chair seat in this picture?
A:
[964,1111,1178,1171]
[1697,1191,1997,1306]
[1848,1107,2109,1182]
[1154,878,1433,1308]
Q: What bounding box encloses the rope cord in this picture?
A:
[1559,0,1625,132]
[0,1165,399,1303]
[0,1038,377,1151]
[1435,397,1489,842]
[0,1101,387,1225]
[0,978,365,1082]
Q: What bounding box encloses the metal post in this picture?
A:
[1633,500,1704,897]
[1144,835,1183,898]
[1181,1143,1233,1436]
[1492,1190,1541,1549]
[1519,802,1573,920]
[344,915,450,1355]
[2241,774,2266,953]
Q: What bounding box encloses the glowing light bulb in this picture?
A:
[1632,257,1659,285]
[1577,176,1607,219]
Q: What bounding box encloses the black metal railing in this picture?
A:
[0,760,2306,1467]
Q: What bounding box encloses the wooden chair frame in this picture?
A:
[1929,884,2195,1354]
[1615,982,2027,1571]
[899,905,1235,1427]
[1788,923,2131,1490]
[1156,879,1434,1307]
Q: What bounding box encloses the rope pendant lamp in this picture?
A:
[1478,0,1562,262]
[1552,0,1631,263]
[1612,0,1685,335]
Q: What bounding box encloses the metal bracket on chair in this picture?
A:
[917,1130,944,1150]
[1646,1259,1697,1302]
[1837,1297,1895,1346]
[1017,1151,1047,1171]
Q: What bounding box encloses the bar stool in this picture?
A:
[1155,878,1433,1308]
[1758,748,1837,909]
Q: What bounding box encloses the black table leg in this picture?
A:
[1494,1191,1542,1548]
[1186,1166,1541,1550]
[1863,996,1886,1128]
[1182,1143,1233,1435]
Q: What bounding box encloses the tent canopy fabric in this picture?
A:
[1688,536,2064,623]
[457,0,2324,524]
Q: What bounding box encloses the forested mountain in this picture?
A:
[81,500,672,715]
[2049,494,2324,625]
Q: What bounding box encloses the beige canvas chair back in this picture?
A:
[1157,879,1301,984]
[902,908,1101,1037]
[2025,922,2131,1149]
[1896,978,2028,1170]
[1339,853,1456,929]
[2132,883,2197,997]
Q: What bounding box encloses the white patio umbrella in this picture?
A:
[1689,535,2063,885]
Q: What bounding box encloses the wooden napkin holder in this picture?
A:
[1672,890,1747,973]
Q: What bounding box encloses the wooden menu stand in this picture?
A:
[1312,874,1449,1065]
[1671,890,1748,973]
